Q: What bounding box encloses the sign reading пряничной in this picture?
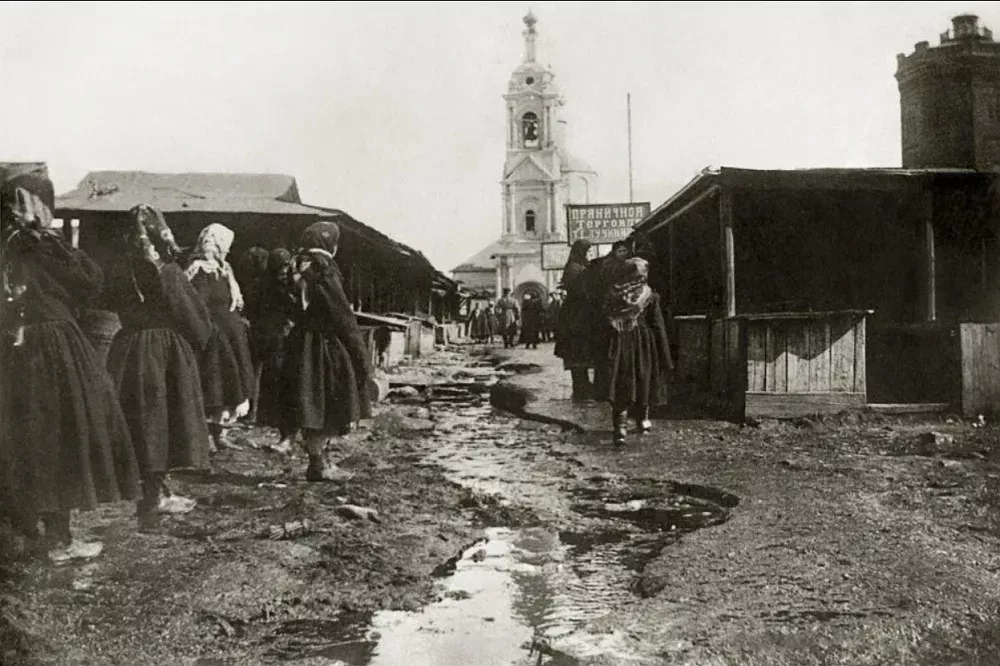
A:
[565,203,651,244]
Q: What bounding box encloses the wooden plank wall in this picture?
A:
[960,323,1000,417]
[744,315,866,394]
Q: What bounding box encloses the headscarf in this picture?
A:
[268,248,292,275]
[300,221,340,259]
[602,257,653,333]
[567,239,591,264]
[1,171,55,236]
[185,223,243,310]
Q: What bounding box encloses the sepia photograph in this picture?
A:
[3,1,1000,664]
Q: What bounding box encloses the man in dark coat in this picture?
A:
[496,288,520,349]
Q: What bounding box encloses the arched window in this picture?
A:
[525,210,536,233]
[522,112,539,148]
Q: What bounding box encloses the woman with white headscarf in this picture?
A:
[185,223,254,451]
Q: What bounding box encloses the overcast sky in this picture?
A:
[2,1,998,271]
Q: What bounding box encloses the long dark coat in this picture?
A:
[554,259,603,369]
[1,238,140,519]
[105,261,215,475]
[280,258,372,435]
[594,291,673,408]
[254,274,298,431]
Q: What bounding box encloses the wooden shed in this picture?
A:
[635,166,999,419]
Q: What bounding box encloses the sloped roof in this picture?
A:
[452,237,541,273]
[55,171,320,215]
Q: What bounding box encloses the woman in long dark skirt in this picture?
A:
[253,248,299,455]
[185,224,255,451]
[555,239,602,399]
[0,173,140,562]
[280,222,372,481]
[104,205,216,530]
[595,257,673,446]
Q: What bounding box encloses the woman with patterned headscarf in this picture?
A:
[1,169,140,562]
[279,221,372,480]
[104,204,216,530]
[595,257,673,446]
[185,223,255,452]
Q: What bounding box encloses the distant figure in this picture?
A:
[555,240,601,400]
[519,293,543,349]
[483,303,499,345]
[595,257,672,446]
[496,288,520,349]
[544,292,562,342]
[468,304,482,341]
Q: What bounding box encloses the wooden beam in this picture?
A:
[924,189,936,322]
[720,190,736,317]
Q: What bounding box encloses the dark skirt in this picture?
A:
[107,327,212,475]
[200,310,254,411]
[256,337,290,431]
[595,320,670,407]
[281,328,372,435]
[0,319,141,517]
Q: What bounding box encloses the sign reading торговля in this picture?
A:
[566,203,651,244]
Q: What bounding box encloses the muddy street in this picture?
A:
[6,344,1000,666]
[0,345,736,666]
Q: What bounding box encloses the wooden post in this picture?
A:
[668,218,677,310]
[720,190,736,318]
[924,189,936,322]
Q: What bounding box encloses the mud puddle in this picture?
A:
[274,362,736,665]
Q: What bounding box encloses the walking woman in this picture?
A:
[1,171,140,562]
[253,248,299,455]
[280,221,372,481]
[185,224,255,451]
[595,256,672,446]
[554,239,601,400]
[104,204,215,529]
[519,293,543,349]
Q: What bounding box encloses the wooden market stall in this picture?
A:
[635,166,998,419]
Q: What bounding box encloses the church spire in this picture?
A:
[523,11,537,63]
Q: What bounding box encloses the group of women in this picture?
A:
[554,237,673,446]
[1,172,371,563]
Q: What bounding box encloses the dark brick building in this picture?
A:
[896,14,1000,170]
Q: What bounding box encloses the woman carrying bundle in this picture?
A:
[595,254,673,446]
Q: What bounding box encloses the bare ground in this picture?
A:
[5,345,1000,666]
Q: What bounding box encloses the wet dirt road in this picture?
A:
[295,349,738,666]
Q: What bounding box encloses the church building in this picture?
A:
[451,12,599,302]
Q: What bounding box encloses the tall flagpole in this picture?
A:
[627,92,633,203]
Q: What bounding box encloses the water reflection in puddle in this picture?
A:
[278,380,734,665]
[309,525,654,665]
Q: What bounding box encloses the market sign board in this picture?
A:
[566,202,651,244]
